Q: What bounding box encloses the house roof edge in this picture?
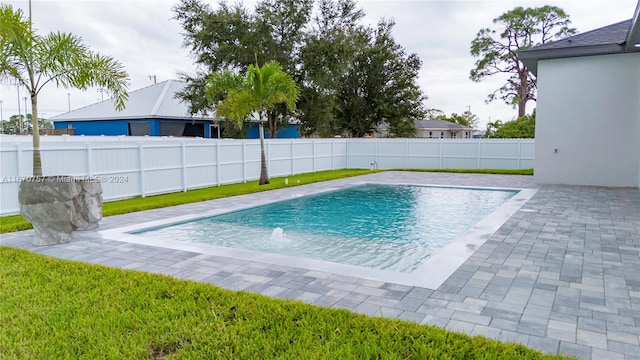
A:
[624,0,640,51]
[520,43,627,74]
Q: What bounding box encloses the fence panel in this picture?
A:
[0,136,534,215]
[376,140,408,169]
[406,141,442,168]
[0,147,20,213]
[91,144,142,199]
[478,140,534,169]
[184,144,217,189]
[347,139,378,169]
[313,141,335,171]
[292,141,315,174]
[441,141,480,169]
[329,140,348,170]
[141,144,184,195]
[268,141,295,177]
[243,142,262,181]
[42,147,89,176]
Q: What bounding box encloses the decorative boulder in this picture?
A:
[72,178,103,230]
[18,176,103,246]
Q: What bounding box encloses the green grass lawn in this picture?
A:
[0,247,570,359]
[0,168,566,359]
[0,168,531,234]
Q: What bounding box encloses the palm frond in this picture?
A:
[0,4,32,86]
[0,3,129,176]
[0,4,129,108]
[204,60,299,124]
[218,89,259,123]
[205,70,244,102]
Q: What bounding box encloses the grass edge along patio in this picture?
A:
[0,169,576,359]
[1,246,570,359]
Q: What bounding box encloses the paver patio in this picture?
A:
[2,172,639,359]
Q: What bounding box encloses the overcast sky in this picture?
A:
[1,0,637,130]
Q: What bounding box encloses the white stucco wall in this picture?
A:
[534,52,640,187]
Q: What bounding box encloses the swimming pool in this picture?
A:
[133,184,517,273]
[102,176,536,289]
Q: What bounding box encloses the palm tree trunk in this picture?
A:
[31,93,42,176]
[258,121,269,185]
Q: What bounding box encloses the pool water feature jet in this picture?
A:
[270,227,285,241]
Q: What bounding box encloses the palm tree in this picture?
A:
[486,120,503,138]
[0,4,128,176]
[206,61,299,185]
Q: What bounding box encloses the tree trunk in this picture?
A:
[267,110,278,139]
[518,70,528,118]
[517,100,526,118]
[258,122,270,185]
[31,93,42,176]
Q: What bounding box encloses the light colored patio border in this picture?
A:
[100,179,537,289]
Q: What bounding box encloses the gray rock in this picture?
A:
[73,179,103,230]
[19,176,103,245]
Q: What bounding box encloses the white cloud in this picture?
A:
[1,0,637,130]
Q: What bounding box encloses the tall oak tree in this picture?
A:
[470,6,575,117]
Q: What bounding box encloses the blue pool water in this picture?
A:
[134,184,517,272]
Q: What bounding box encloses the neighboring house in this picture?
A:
[376,119,474,138]
[51,80,300,139]
[472,130,486,139]
[52,80,216,138]
[519,2,640,187]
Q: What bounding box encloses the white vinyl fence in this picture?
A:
[0,135,534,215]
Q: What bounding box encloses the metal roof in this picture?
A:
[50,80,211,122]
[377,119,473,131]
[415,119,473,130]
[519,0,640,75]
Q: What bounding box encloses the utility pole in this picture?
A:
[17,87,22,134]
[67,93,71,112]
[0,100,4,134]
[97,88,105,101]
[24,97,28,131]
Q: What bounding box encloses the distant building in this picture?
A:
[246,122,300,139]
[472,130,486,139]
[376,119,474,139]
[51,80,299,139]
[51,80,215,138]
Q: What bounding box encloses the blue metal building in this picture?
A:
[246,123,300,139]
[51,80,217,138]
[51,80,300,139]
